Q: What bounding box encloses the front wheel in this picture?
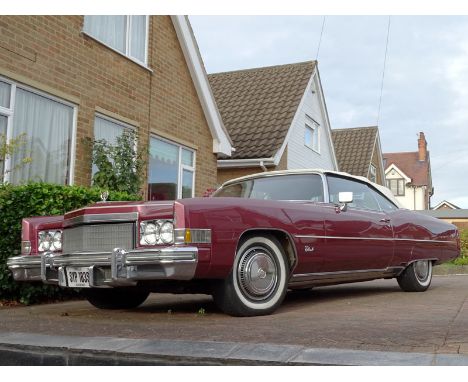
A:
[213,235,289,317]
[397,260,433,292]
[83,288,150,310]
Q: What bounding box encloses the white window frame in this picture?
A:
[0,76,77,185]
[305,115,320,153]
[83,15,150,68]
[149,135,196,199]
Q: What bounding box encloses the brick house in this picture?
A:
[331,126,386,186]
[208,61,338,184]
[0,16,232,199]
[383,132,433,210]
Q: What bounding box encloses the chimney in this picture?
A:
[418,132,427,161]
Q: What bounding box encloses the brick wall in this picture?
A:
[0,16,218,196]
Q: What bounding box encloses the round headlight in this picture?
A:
[52,231,62,251]
[38,231,52,252]
[160,221,174,244]
[143,223,160,245]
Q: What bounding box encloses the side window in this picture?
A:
[327,175,380,211]
[214,174,324,201]
[369,188,398,212]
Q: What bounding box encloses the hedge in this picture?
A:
[0,182,141,304]
[451,229,468,266]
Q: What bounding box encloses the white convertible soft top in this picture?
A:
[221,168,403,209]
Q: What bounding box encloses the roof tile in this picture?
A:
[208,61,316,159]
[331,127,378,177]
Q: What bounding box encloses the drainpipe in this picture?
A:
[259,161,268,172]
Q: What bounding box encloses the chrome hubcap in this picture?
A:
[414,261,430,281]
[238,247,278,301]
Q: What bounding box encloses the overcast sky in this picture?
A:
[190,16,468,208]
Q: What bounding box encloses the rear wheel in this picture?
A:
[83,288,150,309]
[397,260,433,292]
[213,235,289,317]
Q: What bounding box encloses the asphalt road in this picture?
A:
[1,274,467,357]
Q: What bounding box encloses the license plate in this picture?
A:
[66,267,90,288]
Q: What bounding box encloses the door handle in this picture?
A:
[379,218,391,224]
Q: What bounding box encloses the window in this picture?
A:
[387,178,405,196]
[0,77,75,185]
[214,174,324,202]
[147,137,195,200]
[83,16,148,64]
[305,115,319,152]
[369,164,377,183]
[327,175,380,211]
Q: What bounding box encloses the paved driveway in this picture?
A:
[1,275,467,356]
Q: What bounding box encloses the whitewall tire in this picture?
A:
[213,234,289,316]
[397,260,433,292]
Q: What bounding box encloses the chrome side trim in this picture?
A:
[294,234,455,244]
[63,212,138,227]
[289,267,404,287]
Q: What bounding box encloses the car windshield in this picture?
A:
[213,174,324,201]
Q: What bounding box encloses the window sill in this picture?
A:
[81,31,153,73]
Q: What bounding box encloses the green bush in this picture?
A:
[451,229,468,266]
[0,182,141,304]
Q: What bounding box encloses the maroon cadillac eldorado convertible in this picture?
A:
[7,170,460,316]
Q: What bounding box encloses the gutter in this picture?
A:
[217,157,277,169]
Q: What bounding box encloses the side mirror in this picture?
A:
[338,192,353,211]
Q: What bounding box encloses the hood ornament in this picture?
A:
[100,191,109,202]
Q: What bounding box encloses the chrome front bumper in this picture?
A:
[7,246,198,288]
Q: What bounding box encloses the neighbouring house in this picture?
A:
[383,132,433,210]
[432,200,460,210]
[331,126,386,185]
[208,61,338,184]
[419,209,468,230]
[0,16,232,199]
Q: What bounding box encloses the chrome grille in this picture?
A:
[63,223,135,253]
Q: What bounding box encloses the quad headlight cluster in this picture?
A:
[140,220,174,246]
[38,230,62,252]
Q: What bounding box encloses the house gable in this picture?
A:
[433,200,461,210]
[283,67,338,171]
[211,61,337,172]
[385,163,412,183]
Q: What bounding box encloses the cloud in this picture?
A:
[190,15,468,207]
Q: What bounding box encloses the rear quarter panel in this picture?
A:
[390,209,459,265]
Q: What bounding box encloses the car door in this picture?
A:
[319,175,395,272]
